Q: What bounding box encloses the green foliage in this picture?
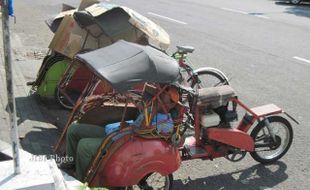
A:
[77,183,109,190]
[173,52,187,61]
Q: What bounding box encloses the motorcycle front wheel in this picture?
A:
[189,70,229,89]
[250,116,293,164]
[185,69,229,130]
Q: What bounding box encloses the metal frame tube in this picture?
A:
[1,0,21,174]
[263,117,276,142]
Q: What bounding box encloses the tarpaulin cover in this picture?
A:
[75,40,180,92]
[47,1,170,58]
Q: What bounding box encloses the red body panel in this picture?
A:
[182,136,231,160]
[92,137,181,187]
[66,66,91,91]
[206,128,254,152]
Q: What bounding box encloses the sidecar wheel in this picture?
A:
[55,87,75,110]
[250,116,293,164]
[126,173,173,190]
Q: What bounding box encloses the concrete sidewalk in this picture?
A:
[0,57,58,155]
[0,28,68,156]
[0,21,82,190]
[0,140,84,190]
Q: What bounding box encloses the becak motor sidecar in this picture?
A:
[27,1,170,110]
[55,40,186,189]
[56,41,297,190]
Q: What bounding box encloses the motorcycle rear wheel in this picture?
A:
[250,116,293,164]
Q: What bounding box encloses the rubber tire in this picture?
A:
[162,174,173,190]
[118,174,173,190]
[250,116,293,164]
[185,70,229,130]
[55,87,74,110]
[189,70,229,89]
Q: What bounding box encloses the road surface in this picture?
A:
[10,0,310,189]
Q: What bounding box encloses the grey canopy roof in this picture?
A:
[75,40,180,92]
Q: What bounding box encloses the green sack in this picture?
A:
[37,59,69,97]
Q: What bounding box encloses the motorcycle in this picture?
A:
[55,3,229,110]
[55,40,297,189]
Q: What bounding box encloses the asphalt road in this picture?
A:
[11,0,310,189]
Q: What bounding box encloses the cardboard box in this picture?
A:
[49,15,103,58]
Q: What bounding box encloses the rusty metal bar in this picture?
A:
[1,0,20,174]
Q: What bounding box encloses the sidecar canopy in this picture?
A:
[75,40,180,92]
[74,3,170,50]
[47,2,170,51]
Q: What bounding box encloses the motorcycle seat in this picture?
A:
[176,45,195,54]
[197,85,236,109]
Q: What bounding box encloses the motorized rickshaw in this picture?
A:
[54,2,170,109]
[54,2,229,110]
[26,1,171,108]
[55,41,296,189]
[26,1,98,97]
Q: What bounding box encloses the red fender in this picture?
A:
[206,128,254,152]
[92,137,181,187]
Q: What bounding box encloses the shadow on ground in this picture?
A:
[274,0,310,18]
[5,95,70,155]
[12,95,69,129]
[20,126,59,155]
[35,95,70,130]
[174,161,288,190]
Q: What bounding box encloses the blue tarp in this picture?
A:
[8,0,13,16]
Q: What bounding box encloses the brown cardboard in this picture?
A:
[48,16,90,58]
[78,0,100,11]
[48,2,170,58]
[48,15,114,58]
[51,0,99,23]
[62,3,76,11]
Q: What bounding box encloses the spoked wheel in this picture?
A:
[126,173,173,190]
[55,87,75,110]
[185,69,229,130]
[189,70,229,89]
[250,116,293,164]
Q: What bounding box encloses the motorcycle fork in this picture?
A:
[260,117,277,142]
